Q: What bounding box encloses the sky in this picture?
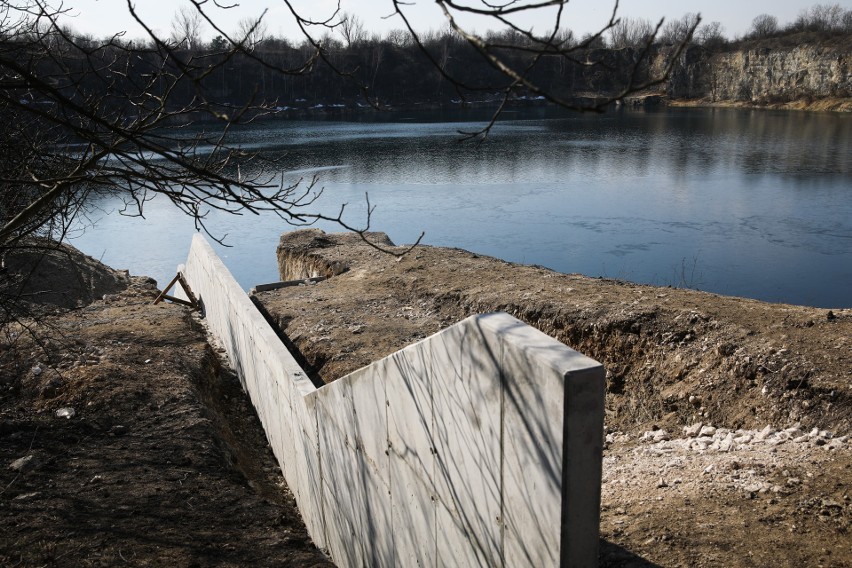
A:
[55,0,852,43]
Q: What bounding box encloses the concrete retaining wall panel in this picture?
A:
[500,342,568,567]
[316,380,363,566]
[253,353,273,435]
[430,324,503,567]
[274,376,298,496]
[177,234,605,568]
[384,349,437,567]
[293,393,325,549]
[338,367,390,482]
[316,376,393,567]
[263,362,283,442]
[318,371,395,566]
[485,314,605,568]
[340,366,395,566]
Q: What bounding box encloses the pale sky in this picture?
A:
[56,0,852,43]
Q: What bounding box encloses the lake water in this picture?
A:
[71,107,852,308]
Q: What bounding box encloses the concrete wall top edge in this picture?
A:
[183,236,600,402]
[326,312,601,394]
[182,234,317,397]
[467,312,603,375]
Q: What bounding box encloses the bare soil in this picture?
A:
[255,228,852,568]
[1,239,131,314]
[1,272,331,566]
[2,231,849,567]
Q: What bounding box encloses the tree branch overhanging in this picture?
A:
[1,0,700,258]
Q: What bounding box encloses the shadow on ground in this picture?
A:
[600,539,663,567]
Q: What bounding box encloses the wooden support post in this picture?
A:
[154,274,181,304]
[154,272,197,309]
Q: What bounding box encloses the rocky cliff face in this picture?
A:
[664,39,851,103]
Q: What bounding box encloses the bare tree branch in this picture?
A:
[0,0,701,267]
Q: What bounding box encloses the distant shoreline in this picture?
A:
[666,96,852,113]
[169,93,852,127]
[261,94,852,121]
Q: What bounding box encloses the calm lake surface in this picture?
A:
[72,107,852,308]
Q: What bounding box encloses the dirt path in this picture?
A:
[1,277,331,567]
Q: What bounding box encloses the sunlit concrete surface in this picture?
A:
[177,234,605,567]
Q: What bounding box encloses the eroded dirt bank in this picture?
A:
[1,276,331,567]
[257,228,851,567]
[262,229,851,435]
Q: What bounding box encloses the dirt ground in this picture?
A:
[256,229,851,568]
[0,269,331,566]
[1,231,849,567]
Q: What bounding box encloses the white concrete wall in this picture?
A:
[177,234,606,567]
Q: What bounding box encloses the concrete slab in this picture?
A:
[274,376,298,486]
[293,394,325,550]
[340,367,394,566]
[430,325,503,567]
[385,349,437,567]
[480,313,605,567]
[316,380,363,566]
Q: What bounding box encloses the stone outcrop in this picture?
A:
[663,38,851,104]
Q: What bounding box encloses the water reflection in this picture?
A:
[72,108,851,308]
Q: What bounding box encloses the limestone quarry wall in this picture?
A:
[177,234,606,567]
[665,42,851,102]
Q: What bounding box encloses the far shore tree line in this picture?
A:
[610,3,852,49]
[10,2,851,117]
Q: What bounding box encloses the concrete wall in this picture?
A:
[177,234,606,567]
